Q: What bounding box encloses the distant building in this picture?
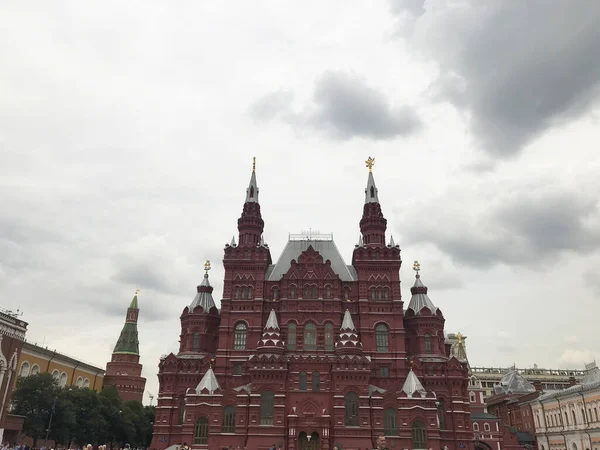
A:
[103,291,146,402]
[468,375,504,450]
[487,370,542,450]
[529,362,600,450]
[17,341,105,391]
[0,307,28,444]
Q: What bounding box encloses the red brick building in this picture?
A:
[150,159,472,450]
[104,292,146,402]
[0,307,28,445]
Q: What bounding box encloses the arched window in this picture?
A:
[287,323,297,350]
[290,286,296,299]
[473,423,479,431]
[299,372,307,391]
[59,372,68,387]
[370,287,376,300]
[325,286,331,299]
[424,333,432,354]
[345,392,359,426]
[383,288,389,300]
[234,322,247,350]
[19,362,30,377]
[572,409,577,425]
[52,369,59,380]
[324,323,334,351]
[192,332,200,352]
[484,422,490,431]
[344,287,350,300]
[260,391,274,425]
[178,396,186,424]
[412,420,427,449]
[376,324,389,352]
[469,392,476,403]
[235,287,240,299]
[83,378,90,387]
[222,405,235,433]
[247,287,253,299]
[76,376,83,388]
[312,372,320,392]
[304,285,310,298]
[273,287,279,300]
[194,417,209,445]
[384,408,397,436]
[378,289,383,300]
[437,399,446,429]
[304,323,317,350]
[30,364,40,375]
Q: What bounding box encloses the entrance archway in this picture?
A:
[298,431,320,450]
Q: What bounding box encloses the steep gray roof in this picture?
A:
[493,370,536,395]
[265,309,279,329]
[189,274,216,312]
[341,309,356,330]
[267,238,356,281]
[195,367,220,395]
[401,369,427,398]
[245,167,259,203]
[365,171,379,204]
[407,274,438,315]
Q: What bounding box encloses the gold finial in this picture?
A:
[252,156,256,173]
[135,288,140,296]
[204,260,211,274]
[457,332,464,344]
[409,358,414,370]
[209,357,216,369]
[413,260,421,274]
[365,156,375,172]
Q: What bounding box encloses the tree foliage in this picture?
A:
[12,375,155,448]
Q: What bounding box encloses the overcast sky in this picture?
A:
[2,1,600,404]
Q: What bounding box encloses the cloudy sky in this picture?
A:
[2,1,600,403]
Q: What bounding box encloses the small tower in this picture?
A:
[104,290,147,402]
[179,261,220,354]
[237,157,265,247]
[404,262,446,356]
[359,156,387,246]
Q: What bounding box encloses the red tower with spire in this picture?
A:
[151,157,472,450]
[104,291,147,402]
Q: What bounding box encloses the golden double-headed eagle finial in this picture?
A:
[204,260,211,274]
[457,332,464,344]
[413,260,421,274]
[365,156,375,172]
[135,288,140,296]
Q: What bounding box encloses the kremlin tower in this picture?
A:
[104,290,146,402]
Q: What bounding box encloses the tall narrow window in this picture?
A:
[345,392,359,426]
[325,286,331,299]
[424,333,432,354]
[383,288,389,300]
[273,287,279,300]
[412,420,427,449]
[370,186,375,198]
[312,286,317,298]
[304,323,317,350]
[473,423,479,431]
[241,287,247,299]
[384,408,397,436]
[194,417,209,445]
[344,287,350,300]
[437,399,446,429]
[312,372,320,392]
[469,392,476,403]
[304,285,310,298]
[235,287,240,299]
[376,324,389,352]
[290,286,296,299]
[247,287,253,299]
[484,423,490,432]
[324,323,334,351]
[370,288,376,300]
[192,332,200,351]
[299,372,307,391]
[260,391,274,425]
[234,322,247,350]
[222,406,235,433]
[287,323,297,350]
[178,396,186,424]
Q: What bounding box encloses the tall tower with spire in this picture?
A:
[104,291,147,403]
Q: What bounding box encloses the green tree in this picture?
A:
[12,373,60,448]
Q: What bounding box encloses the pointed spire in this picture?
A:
[257,309,284,353]
[358,235,363,246]
[335,309,363,353]
[407,261,438,315]
[245,156,259,203]
[359,156,387,246]
[260,234,265,246]
[365,171,379,204]
[189,261,216,312]
[401,368,427,398]
[113,290,140,355]
[389,235,395,247]
[196,365,221,395]
[230,236,236,247]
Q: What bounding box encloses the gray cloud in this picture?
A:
[250,71,422,140]
[390,0,425,17]
[395,1,600,156]
[401,187,600,268]
[583,268,600,294]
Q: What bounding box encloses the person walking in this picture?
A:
[373,435,389,450]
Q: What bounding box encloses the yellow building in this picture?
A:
[15,341,105,391]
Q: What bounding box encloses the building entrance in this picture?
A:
[298,431,320,450]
